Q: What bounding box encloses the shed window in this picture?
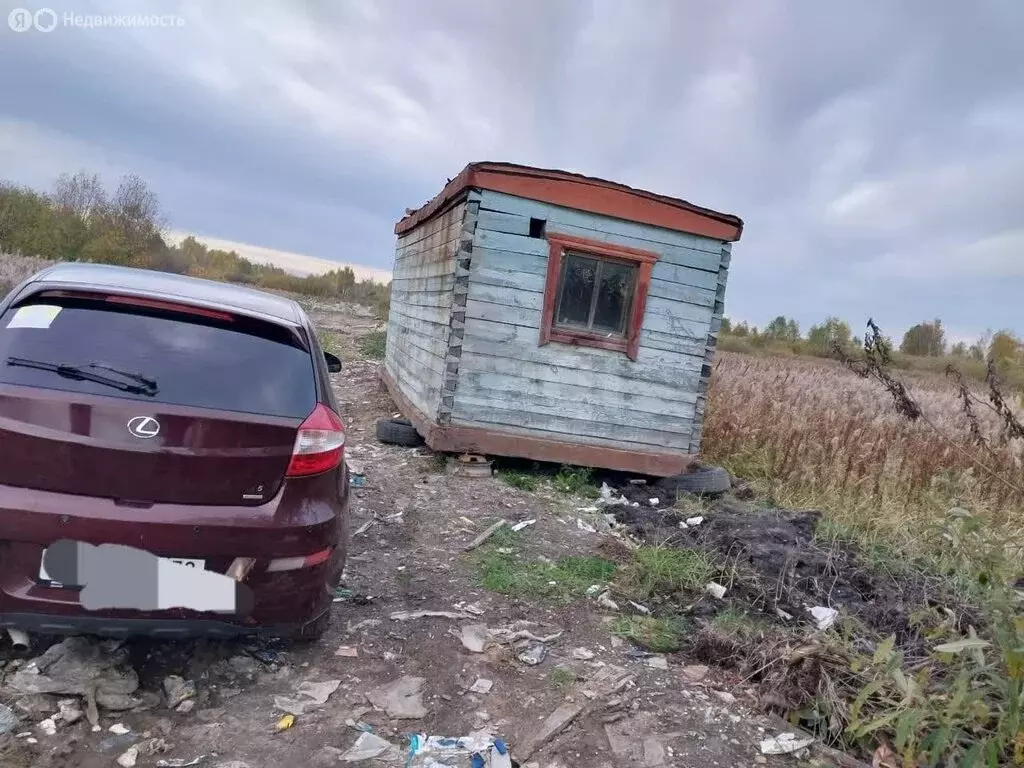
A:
[540,233,659,361]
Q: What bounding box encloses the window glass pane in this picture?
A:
[556,254,597,327]
[592,261,637,334]
[0,301,317,418]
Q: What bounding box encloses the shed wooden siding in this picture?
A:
[385,200,469,420]
[451,189,729,454]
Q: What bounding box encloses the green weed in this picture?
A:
[612,616,689,653]
[497,469,539,492]
[358,329,387,360]
[548,667,577,688]
[618,546,716,600]
[552,465,599,497]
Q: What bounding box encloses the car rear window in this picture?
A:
[0,297,317,419]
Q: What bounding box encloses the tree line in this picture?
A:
[722,314,1024,379]
[0,172,391,315]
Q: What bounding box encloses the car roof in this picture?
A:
[29,262,306,325]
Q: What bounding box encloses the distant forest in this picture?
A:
[0,171,390,315]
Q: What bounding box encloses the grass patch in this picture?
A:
[552,465,599,498]
[358,329,387,360]
[473,531,615,601]
[617,546,716,600]
[548,667,577,688]
[612,616,689,653]
[497,469,539,492]
[318,330,340,356]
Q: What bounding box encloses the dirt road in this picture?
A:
[0,301,817,768]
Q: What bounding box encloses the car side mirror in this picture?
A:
[324,352,342,373]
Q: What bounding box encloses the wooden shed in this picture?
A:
[382,162,743,476]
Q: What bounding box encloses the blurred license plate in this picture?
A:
[38,551,205,583]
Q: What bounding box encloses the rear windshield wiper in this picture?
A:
[5,357,159,396]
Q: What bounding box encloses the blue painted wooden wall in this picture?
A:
[384,201,468,420]
[448,189,730,455]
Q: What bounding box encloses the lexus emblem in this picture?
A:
[127,416,161,439]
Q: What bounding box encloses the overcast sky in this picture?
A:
[2,1,1022,342]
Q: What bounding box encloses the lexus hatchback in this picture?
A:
[0,263,349,640]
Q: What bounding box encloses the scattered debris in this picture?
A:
[273,679,342,716]
[447,453,493,477]
[628,600,651,615]
[468,678,493,695]
[407,734,511,768]
[390,609,477,621]
[575,518,597,533]
[0,704,18,736]
[341,732,396,762]
[460,623,490,653]
[760,732,815,755]
[685,516,704,527]
[157,757,207,768]
[808,606,838,630]
[353,519,376,536]
[333,587,356,602]
[586,584,604,596]
[645,656,669,670]
[366,676,428,720]
[463,519,508,551]
[598,483,630,507]
[275,714,295,731]
[648,498,659,506]
[37,717,57,736]
[517,644,547,666]
[110,723,131,735]
[118,746,140,768]
[681,665,709,683]
[715,690,737,704]
[163,676,196,710]
[705,582,728,599]
[8,636,142,725]
[571,648,595,661]
[335,645,359,658]
[510,519,536,532]
[57,698,82,724]
[597,591,620,611]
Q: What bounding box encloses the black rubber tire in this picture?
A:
[660,465,732,495]
[375,417,424,447]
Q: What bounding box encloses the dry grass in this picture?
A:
[702,352,1024,582]
[0,252,54,293]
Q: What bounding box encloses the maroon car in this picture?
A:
[0,263,349,640]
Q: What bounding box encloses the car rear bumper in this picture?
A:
[0,609,327,639]
[0,466,349,633]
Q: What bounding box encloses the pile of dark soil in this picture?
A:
[611,496,975,658]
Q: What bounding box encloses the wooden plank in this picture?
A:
[461,319,705,383]
[652,261,720,292]
[467,281,544,309]
[394,233,460,265]
[647,278,715,308]
[465,298,539,329]
[477,209,532,237]
[473,228,549,256]
[381,369,696,477]
[389,289,453,309]
[454,391,694,435]
[388,315,450,359]
[645,295,715,325]
[387,328,448,378]
[478,189,725,255]
[457,350,699,404]
[469,265,547,294]
[641,328,711,356]
[395,203,465,250]
[541,221,721,273]
[384,356,440,417]
[389,301,451,327]
[390,274,456,294]
[457,370,697,419]
[391,257,457,281]
[450,402,693,450]
[469,247,547,277]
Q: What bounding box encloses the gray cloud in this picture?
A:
[1,0,1021,341]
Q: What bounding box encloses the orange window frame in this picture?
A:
[539,233,658,361]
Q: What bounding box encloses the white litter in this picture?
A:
[37,718,57,736]
[586,584,604,596]
[576,518,597,533]
[468,678,493,694]
[571,648,595,660]
[577,506,600,514]
[511,519,536,532]
[109,724,131,735]
[597,591,620,611]
[809,606,838,630]
[760,732,815,755]
[685,516,704,527]
[678,521,689,529]
[705,582,727,600]
[648,498,659,506]
[628,601,651,615]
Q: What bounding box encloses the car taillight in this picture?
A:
[286,404,345,477]
[266,547,334,572]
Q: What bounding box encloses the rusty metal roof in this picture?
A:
[395,161,744,242]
